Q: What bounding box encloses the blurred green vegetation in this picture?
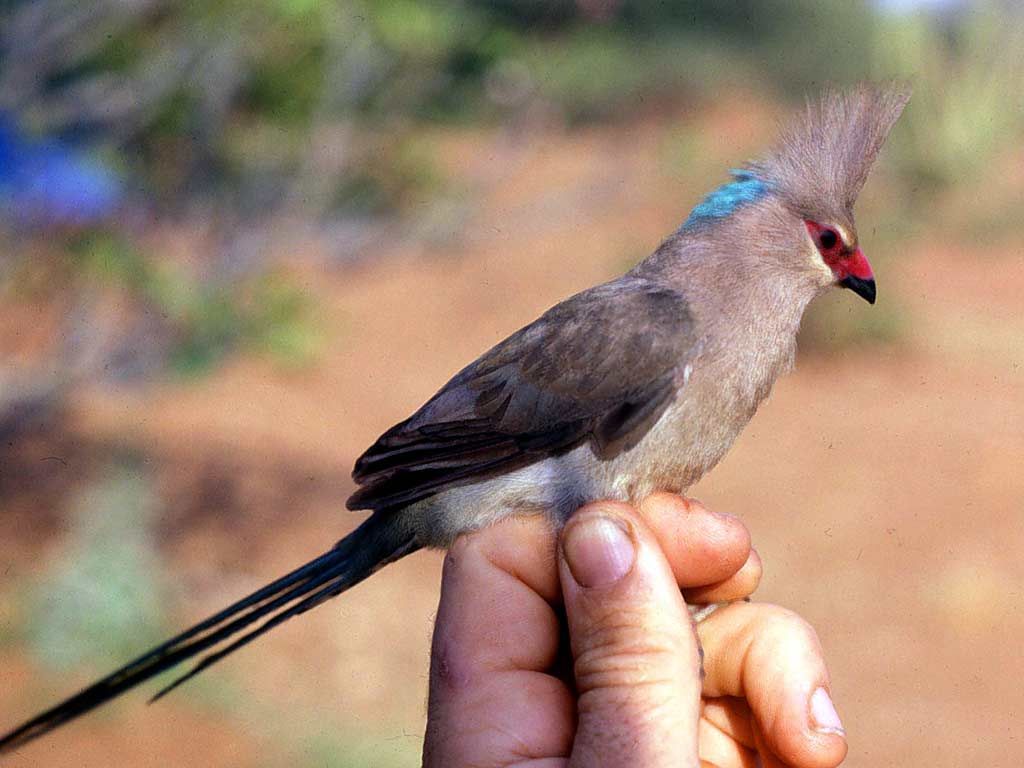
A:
[799,1,1024,348]
[22,0,884,201]
[4,0,1022,377]
[874,6,1024,191]
[68,232,320,377]
[25,462,170,671]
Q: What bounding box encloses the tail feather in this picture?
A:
[0,513,417,754]
[149,533,419,703]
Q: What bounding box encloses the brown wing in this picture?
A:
[347,279,698,512]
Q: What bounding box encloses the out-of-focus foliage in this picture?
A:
[26,463,169,670]
[68,233,320,375]
[798,1,1024,349]
[517,0,876,115]
[0,0,879,214]
[873,4,1024,190]
[3,0,1004,219]
[2,0,1022,386]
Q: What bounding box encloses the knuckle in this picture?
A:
[430,635,471,692]
[765,606,811,634]
[577,685,678,734]
[573,618,692,693]
[755,604,820,648]
[680,495,705,514]
[757,602,798,627]
[647,492,694,518]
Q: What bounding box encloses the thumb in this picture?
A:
[559,502,702,768]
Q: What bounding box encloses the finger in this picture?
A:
[684,548,762,604]
[423,515,574,767]
[754,721,800,768]
[698,602,848,768]
[698,714,758,768]
[638,494,752,588]
[559,502,701,767]
[702,697,755,748]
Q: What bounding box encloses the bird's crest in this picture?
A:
[749,83,911,218]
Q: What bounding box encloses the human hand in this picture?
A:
[422,494,848,767]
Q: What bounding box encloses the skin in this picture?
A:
[423,494,848,768]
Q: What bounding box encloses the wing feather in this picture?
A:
[347,279,697,511]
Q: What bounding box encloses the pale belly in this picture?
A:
[407,363,770,548]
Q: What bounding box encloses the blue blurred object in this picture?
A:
[0,113,123,227]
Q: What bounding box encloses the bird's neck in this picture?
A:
[633,226,819,396]
[636,231,815,333]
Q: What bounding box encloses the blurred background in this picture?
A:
[0,0,1021,765]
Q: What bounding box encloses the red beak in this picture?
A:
[838,247,876,304]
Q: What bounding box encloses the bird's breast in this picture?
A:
[411,328,796,543]
[586,333,795,504]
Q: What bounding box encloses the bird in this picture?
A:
[0,83,910,753]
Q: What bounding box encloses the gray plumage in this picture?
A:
[753,84,912,220]
[350,83,911,547]
[0,83,911,752]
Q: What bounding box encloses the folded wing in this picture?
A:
[348,278,698,512]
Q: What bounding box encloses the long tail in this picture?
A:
[0,512,418,754]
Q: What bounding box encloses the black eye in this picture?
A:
[819,228,839,250]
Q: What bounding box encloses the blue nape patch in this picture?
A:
[681,169,770,230]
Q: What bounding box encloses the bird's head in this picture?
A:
[678,84,910,306]
[803,219,875,304]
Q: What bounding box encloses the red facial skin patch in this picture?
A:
[804,220,873,281]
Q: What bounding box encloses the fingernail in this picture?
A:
[562,515,635,588]
[810,687,845,736]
